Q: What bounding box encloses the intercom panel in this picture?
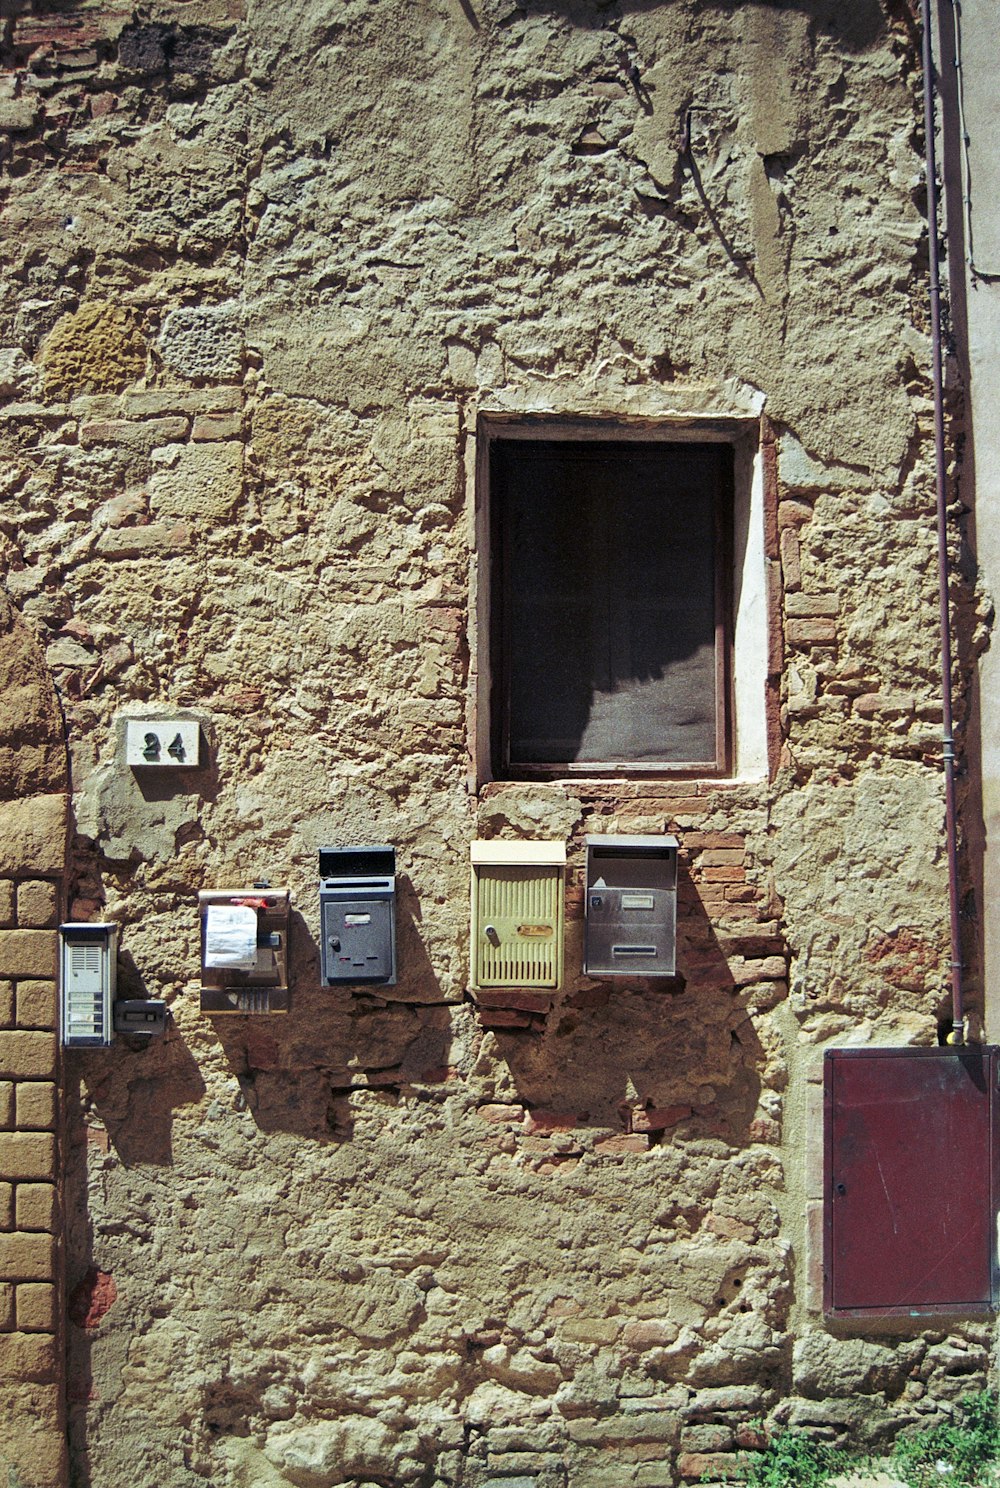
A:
[60,923,118,1048]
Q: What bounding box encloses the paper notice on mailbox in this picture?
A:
[204,904,258,970]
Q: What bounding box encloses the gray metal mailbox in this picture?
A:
[319,847,397,986]
[584,835,679,977]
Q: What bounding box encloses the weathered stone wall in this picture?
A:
[0,0,988,1485]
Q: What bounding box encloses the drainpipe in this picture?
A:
[920,0,965,1046]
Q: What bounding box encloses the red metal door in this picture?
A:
[825,1047,999,1317]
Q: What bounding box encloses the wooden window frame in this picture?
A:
[477,416,737,782]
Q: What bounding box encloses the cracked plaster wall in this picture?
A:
[0,0,990,1485]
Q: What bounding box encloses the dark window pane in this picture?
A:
[493,439,729,770]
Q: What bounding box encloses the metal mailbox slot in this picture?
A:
[60,922,118,1048]
[584,835,678,978]
[320,847,396,986]
[199,888,291,1014]
[825,1046,1000,1318]
[471,840,565,991]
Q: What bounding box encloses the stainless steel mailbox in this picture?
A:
[584,835,678,977]
[320,847,397,986]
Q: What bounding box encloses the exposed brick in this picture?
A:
[523,1109,579,1134]
[700,849,745,867]
[777,498,813,528]
[15,880,58,930]
[0,1231,54,1281]
[475,990,553,1013]
[15,981,57,1032]
[96,523,192,558]
[631,1105,692,1133]
[786,617,837,646]
[0,932,57,981]
[622,1319,678,1350]
[0,1032,56,1080]
[475,1103,525,1123]
[560,1316,620,1343]
[0,1133,56,1181]
[779,524,801,590]
[15,1184,56,1233]
[681,1425,735,1452]
[15,1083,55,1131]
[730,956,787,985]
[677,1453,748,1480]
[476,1009,533,1028]
[699,832,745,849]
[0,1329,58,1381]
[701,867,746,883]
[68,1267,117,1329]
[15,1282,56,1332]
[0,883,13,928]
[785,592,839,617]
[79,415,188,449]
[594,1133,648,1155]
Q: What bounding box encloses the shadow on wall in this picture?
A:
[493,869,772,1142]
[200,885,455,1141]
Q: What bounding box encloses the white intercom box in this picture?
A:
[60,923,118,1048]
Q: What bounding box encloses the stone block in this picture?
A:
[15,1083,55,1131]
[149,441,244,522]
[15,880,58,929]
[15,981,57,1031]
[0,1329,57,1381]
[16,1184,56,1233]
[0,881,13,927]
[0,1032,56,1080]
[0,1133,56,1181]
[0,931,57,981]
[0,798,66,877]
[0,982,12,1028]
[158,302,244,381]
[0,1231,55,1281]
[0,1082,12,1129]
[779,525,801,590]
[79,415,188,451]
[0,1183,11,1229]
[0,1280,12,1329]
[95,522,192,558]
[16,1282,56,1332]
[0,1381,65,1484]
[192,410,242,440]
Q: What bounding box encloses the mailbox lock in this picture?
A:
[484,924,501,947]
[329,936,341,952]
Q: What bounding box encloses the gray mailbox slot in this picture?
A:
[584,835,678,978]
[320,847,397,986]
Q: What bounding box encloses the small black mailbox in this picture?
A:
[319,847,397,986]
[584,835,678,977]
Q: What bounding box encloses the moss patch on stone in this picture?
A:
[39,302,146,396]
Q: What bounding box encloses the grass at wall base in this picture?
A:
[724,1392,1000,1488]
